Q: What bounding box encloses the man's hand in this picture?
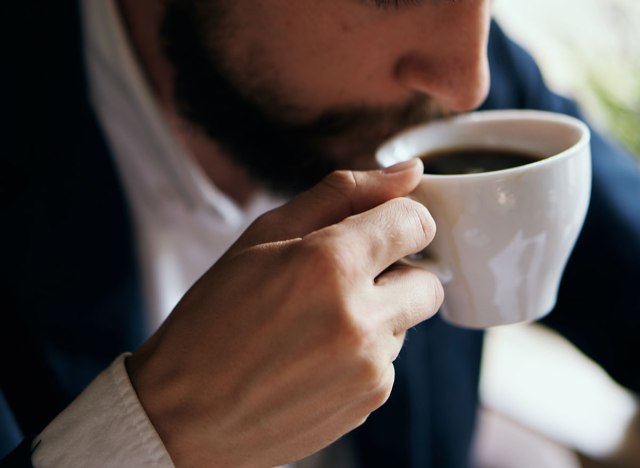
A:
[126,159,444,467]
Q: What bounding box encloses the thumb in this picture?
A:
[232,158,424,250]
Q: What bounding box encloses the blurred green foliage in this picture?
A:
[590,76,640,158]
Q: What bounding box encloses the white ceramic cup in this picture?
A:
[376,110,592,328]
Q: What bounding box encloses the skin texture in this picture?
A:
[198,0,490,119]
[119,0,491,199]
[120,0,492,466]
[160,0,491,195]
[128,161,444,466]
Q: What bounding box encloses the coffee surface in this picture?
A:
[419,147,540,175]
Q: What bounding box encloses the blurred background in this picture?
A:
[493,0,640,158]
[476,2,640,467]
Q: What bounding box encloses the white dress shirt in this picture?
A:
[31,1,354,466]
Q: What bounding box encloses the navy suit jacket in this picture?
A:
[3,2,640,466]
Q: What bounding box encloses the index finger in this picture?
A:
[306,197,436,278]
[229,160,423,255]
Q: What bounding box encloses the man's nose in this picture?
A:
[394,2,491,113]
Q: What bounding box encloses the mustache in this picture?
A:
[298,95,455,142]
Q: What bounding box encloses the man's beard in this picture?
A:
[161,0,451,196]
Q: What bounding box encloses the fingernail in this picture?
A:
[382,158,420,174]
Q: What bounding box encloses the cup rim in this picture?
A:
[376,109,591,179]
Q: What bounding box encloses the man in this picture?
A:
[2,0,639,466]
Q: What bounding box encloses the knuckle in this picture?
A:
[353,415,370,429]
[333,314,380,377]
[337,310,375,350]
[321,170,359,196]
[392,198,436,250]
[359,357,386,390]
[349,339,389,391]
[317,170,360,212]
[350,374,393,432]
[333,316,395,408]
[301,229,354,277]
[363,365,395,410]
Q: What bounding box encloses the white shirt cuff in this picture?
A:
[31,353,174,467]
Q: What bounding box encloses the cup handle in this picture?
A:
[402,251,453,284]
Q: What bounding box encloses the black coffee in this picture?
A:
[419,147,540,175]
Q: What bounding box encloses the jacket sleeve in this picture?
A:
[0,437,35,468]
[483,21,640,394]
